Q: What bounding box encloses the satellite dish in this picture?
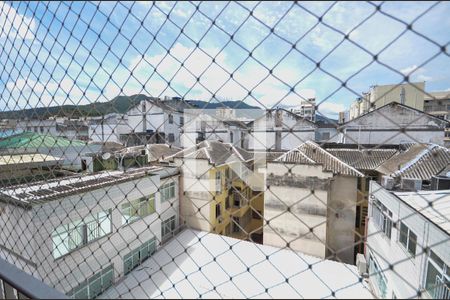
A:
[102,152,111,160]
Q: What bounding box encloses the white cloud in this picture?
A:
[400,65,433,82]
[316,102,345,118]
[400,65,419,74]
[0,2,35,40]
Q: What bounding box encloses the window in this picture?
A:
[168,114,173,124]
[399,222,417,257]
[215,171,222,193]
[368,254,388,298]
[69,264,114,299]
[232,216,240,233]
[40,126,44,133]
[230,132,233,143]
[425,250,449,299]
[321,132,330,141]
[168,133,175,143]
[52,210,112,259]
[355,206,361,228]
[233,190,241,207]
[123,238,156,275]
[215,203,222,219]
[180,116,184,126]
[162,215,176,240]
[121,195,155,225]
[161,182,176,202]
[371,199,393,239]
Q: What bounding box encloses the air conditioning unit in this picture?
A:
[400,178,422,191]
[381,176,395,190]
[356,254,367,276]
[431,175,450,190]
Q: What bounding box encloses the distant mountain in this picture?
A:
[0,95,260,119]
[186,100,260,110]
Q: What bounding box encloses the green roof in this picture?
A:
[0,132,86,149]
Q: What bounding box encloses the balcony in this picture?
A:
[0,257,68,299]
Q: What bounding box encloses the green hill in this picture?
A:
[0,95,260,119]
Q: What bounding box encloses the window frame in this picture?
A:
[398,222,417,258]
[52,210,112,259]
[121,194,156,225]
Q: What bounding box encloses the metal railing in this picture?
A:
[0,257,68,299]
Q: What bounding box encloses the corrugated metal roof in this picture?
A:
[326,148,398,170]
[0,132,86,149]
[0,166,177,207]
[376,144,450,180]
[395,190,450,234]
[277,141,364,177]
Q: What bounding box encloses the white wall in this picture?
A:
[366,181,450,299]
[0,172,180,295]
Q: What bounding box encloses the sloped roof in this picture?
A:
[277,141,364,177]
[0,132,86,149]
[147,144,181,161]
[168,140,253,165]
[326,148,398,170]
[376,144,450,180]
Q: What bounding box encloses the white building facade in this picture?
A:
[366,181,450,299]
[0,166,180,299]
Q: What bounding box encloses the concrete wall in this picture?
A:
[326,175,357,264]
[264,162,332,259]
[340,103,447,145]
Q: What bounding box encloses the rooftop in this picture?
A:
[0,166,178,207]
[100,229,373,299]
[0,153,61,167]
[376,144,450,180]
[0,132,86,150]
[147,144,182,162]
[394,189,450,235]
[326,148,398,171]
[277,141,364,177]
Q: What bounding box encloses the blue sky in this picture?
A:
[0,1,449,118]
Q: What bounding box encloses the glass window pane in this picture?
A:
[399,223,408,247]
[408,231,417,256]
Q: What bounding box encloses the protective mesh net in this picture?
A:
[0,1,449,299]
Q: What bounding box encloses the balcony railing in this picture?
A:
[0,257,68,299]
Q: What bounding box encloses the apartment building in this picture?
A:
[248,108,317,151]
[88,113,130,144]
[123,98,185,147]
[338,102,449,145]
[15,118,90,141]
[348,82,426,120]
[366,181,449,299]
[0,166,180,299]
[264,141,364,264]
[168,140,265,243]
